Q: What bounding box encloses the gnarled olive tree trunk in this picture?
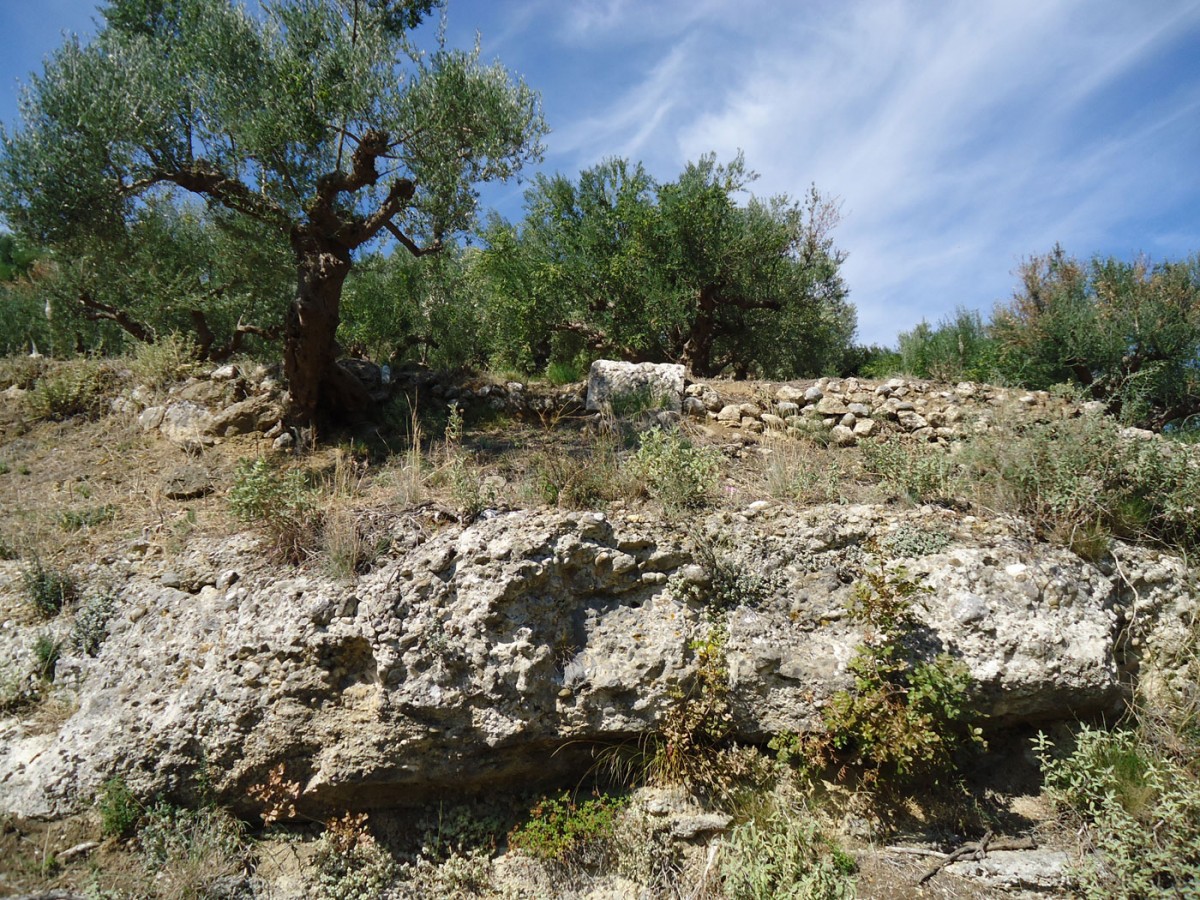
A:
[283,231,370,426]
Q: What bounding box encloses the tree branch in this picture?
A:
[155,161,291,230]
[76,292,155,344]
[384,219,442,257]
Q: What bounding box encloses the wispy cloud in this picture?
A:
[659,0,1200,341]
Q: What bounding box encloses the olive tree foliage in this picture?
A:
[479,154,854,378]
[338,245,490,370]
[0,233,38,282]
[0,0,546,423]
[0,200,293,359]
[992,247,1200,428]
[477,158,658,372]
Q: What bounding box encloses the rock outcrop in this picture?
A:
[2,502,1193,821]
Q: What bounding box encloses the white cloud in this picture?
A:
[657,0,1200,342]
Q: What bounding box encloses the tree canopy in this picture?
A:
[1,0,546,422]
[480,154,855,378]
[892,246,1200,429]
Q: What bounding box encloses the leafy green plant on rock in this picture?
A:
[720,800,856,900]
[779,564,984,785]
[1036,726,1200,898]
[629,427,721,512]
[508,791,628,871]
[228,457,321,563]
[97,777,141,839]
[314,813,396,900]
[649,624,771,804]
[22,560,79,618]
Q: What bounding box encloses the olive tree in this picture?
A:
[0,0,545,423]
[992,246,1200,428]
[480,153,854,378]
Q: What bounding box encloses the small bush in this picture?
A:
[532,438,622,509]
[787,565,984,784]
[962,415,1200,553]
[1036,726,1200,898]
[882,525,953,558]
[508,791,627,869]
[719,802,856,900]
[97,777,141,839]
[71,593,117,657]
[762,441,844,504]
[23,359,121,421]
[22,561,79,617]
[545,358,586,385]
[127,333,202,391]
[649,625,772,804]
[314,813,396,900]
[32,633,60,682]
[58,504,118,532]
[859,438,954,503]
[684,536,784,612]
[137,801,250,899]
[630,428,721,512]
[228,457,321,563]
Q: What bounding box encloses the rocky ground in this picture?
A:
[0,358,1196,898]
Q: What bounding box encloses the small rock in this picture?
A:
[138,406,165,431]
[161,465,212,500]
[273,432,295,451]
[816,396,849,416]
[830,424,857,446]
[210,364,240,381]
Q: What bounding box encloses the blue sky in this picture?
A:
[3,0,1199,346]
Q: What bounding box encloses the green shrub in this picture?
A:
[859,438,954,503]
[22,561,79,617]
[508,791,627,869]
[58,504,117,532]
[23,359,121,421]
[992,248,1200,430]
[961,415,1200,554]
[786,565,984,784]
[138,801,246,867]
[649,625,771,804]
[228,457,321,563]
[97,777,141,838]
[683,535,784,612]
[71,593,117,657]
[126,332,202,391]
[630,428,721,511]
[314,813,396,900]
[32,633,60,682]
[882,526,953,558]
[898,308,997,382]
[136,801,250,899]
[545,358,586,385]
[531,440,620,509]
[1036,726,1200,898]
[720,802,855,900]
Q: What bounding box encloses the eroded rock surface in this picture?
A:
[1,504,1194,820]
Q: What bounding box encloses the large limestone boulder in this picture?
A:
[0,505,1191,821]
[586,361,685,413]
